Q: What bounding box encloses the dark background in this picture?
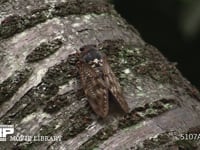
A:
[114,0,200,89]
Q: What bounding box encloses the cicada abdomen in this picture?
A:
[76,45,129,118]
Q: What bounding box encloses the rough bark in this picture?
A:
[0,0,200,149]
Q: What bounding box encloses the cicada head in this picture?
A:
[78,45,104,69]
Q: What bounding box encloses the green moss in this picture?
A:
[0,1,112,39]
[101,40,182,86]
[62,106,93,140]
[175,140,198,149]
[0,67,33,105]
[0,7,49,39]
[121,122,145,139]
[100,40,148,88]
[0,15,25,38]
[0,0,8,4]
[134,61,180,85]
[144,108,159,117]
[52,2,80,16]
[26,38,63,63]
[2,82,59,124]
[118,99,178,129]
[25,7,49,27]
[42,53,78,86]
[118,110,143,129]
[27,82,59,103]
[188,125,200,134]
[79,125,117,150]
[44,89,84,114]
[52,0,112,16]
[141,133,172,149]
[39,123,58,136]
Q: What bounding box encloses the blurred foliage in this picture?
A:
[113,0,200,89]
[179,0,200,39]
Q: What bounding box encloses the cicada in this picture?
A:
[76,45,129,118]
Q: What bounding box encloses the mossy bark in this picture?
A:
[0,0,200,149]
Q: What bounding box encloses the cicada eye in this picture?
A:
[80,47,85,52]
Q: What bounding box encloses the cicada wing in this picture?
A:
[102,56,129,113]
[78,62,109,118]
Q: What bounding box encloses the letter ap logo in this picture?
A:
[0,125,14,141]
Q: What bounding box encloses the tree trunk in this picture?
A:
[0,0,200,149]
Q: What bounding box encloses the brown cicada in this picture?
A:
[76,45,129,118]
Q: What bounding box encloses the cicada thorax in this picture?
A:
[77,45,129,118]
